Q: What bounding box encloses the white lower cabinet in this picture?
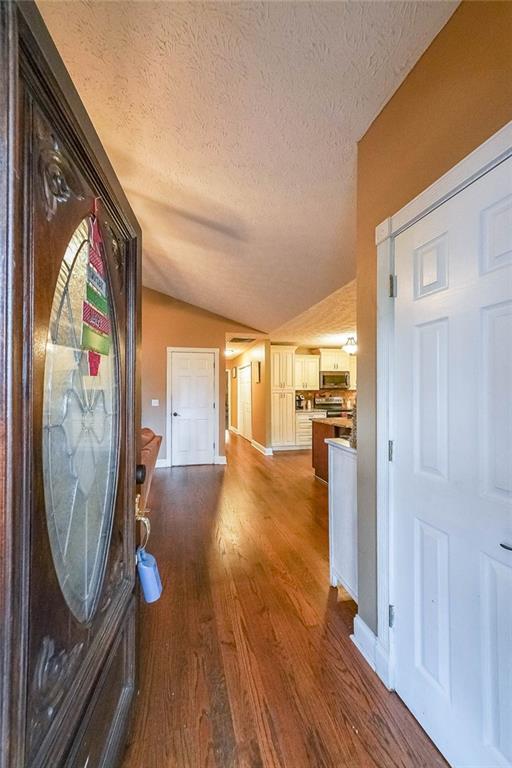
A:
[295,411,327,447]
[271,390,295,447]
[272,397,328,450]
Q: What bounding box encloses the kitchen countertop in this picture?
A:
[312,417,352,428]
[325,437,355,454]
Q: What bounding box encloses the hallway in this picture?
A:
[122,434,446,768]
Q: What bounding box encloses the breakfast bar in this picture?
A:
[311,416,352,482]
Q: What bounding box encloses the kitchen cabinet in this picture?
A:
[271,390,296,446]
[295,410,327,447]
[312,417,352,481]
[319,348,348,372]
[271,345,296,389]
[319,348,357,388]
[294,355,320,390]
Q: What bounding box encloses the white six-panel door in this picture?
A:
[393,157,512,767]
[170,351,215,466]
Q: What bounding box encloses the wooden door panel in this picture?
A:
[63,604,135,768]
[27,102,135,768]
[0,5,141,768]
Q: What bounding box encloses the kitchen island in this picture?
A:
[312,417,352,482]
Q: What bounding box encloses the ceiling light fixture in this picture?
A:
[225,348,235,356]
[342,336,358,355]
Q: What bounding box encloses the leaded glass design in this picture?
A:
[42,217,120,623]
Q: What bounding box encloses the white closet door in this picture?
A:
[393,156,512,767]
[171,352,215,466]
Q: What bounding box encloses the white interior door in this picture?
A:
[393,157,512,767]
[170,351,215,466]
[238,364,252,441]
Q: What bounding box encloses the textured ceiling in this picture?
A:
[271,279,357,347]
[38,0,456,333]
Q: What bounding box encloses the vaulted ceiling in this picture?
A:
[38,1,456,335]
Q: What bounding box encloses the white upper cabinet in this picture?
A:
[319,348,357,381]
[304,356,320,389]
[271,346,296,389]
[294,355,320,390]
[319,348,345,371]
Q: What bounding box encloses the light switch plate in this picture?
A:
[151,399,159,407]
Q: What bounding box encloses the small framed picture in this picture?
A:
[232,367,237,379]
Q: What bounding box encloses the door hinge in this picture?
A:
[213,401,216,409]
[389,274,397,298]
[389,604,395,628]
[388,439,394,462]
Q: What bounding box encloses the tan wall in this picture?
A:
[142,286,260,459]
[357,0,512,632]
[228,340,271,448]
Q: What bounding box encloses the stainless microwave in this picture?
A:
[319,370,350,389]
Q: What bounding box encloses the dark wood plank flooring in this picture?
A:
[121,433,446,768]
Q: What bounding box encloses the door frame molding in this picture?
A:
[237,363,253,442]
[164,347,221,468]
[355,119,512,691]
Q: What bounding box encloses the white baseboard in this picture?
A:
[156,458,170,468]
[251,440,273,456]
[272,445,310,452]
[351,615,376,672]
[214,455,227,465]
[330,568,358,603]
[228,426,239,435]
[350,614,392,690]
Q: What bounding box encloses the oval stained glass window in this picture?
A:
[42,216,120,623]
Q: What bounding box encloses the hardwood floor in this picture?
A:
[121,433,446,768]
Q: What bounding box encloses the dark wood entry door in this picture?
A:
[0,4,141,767]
